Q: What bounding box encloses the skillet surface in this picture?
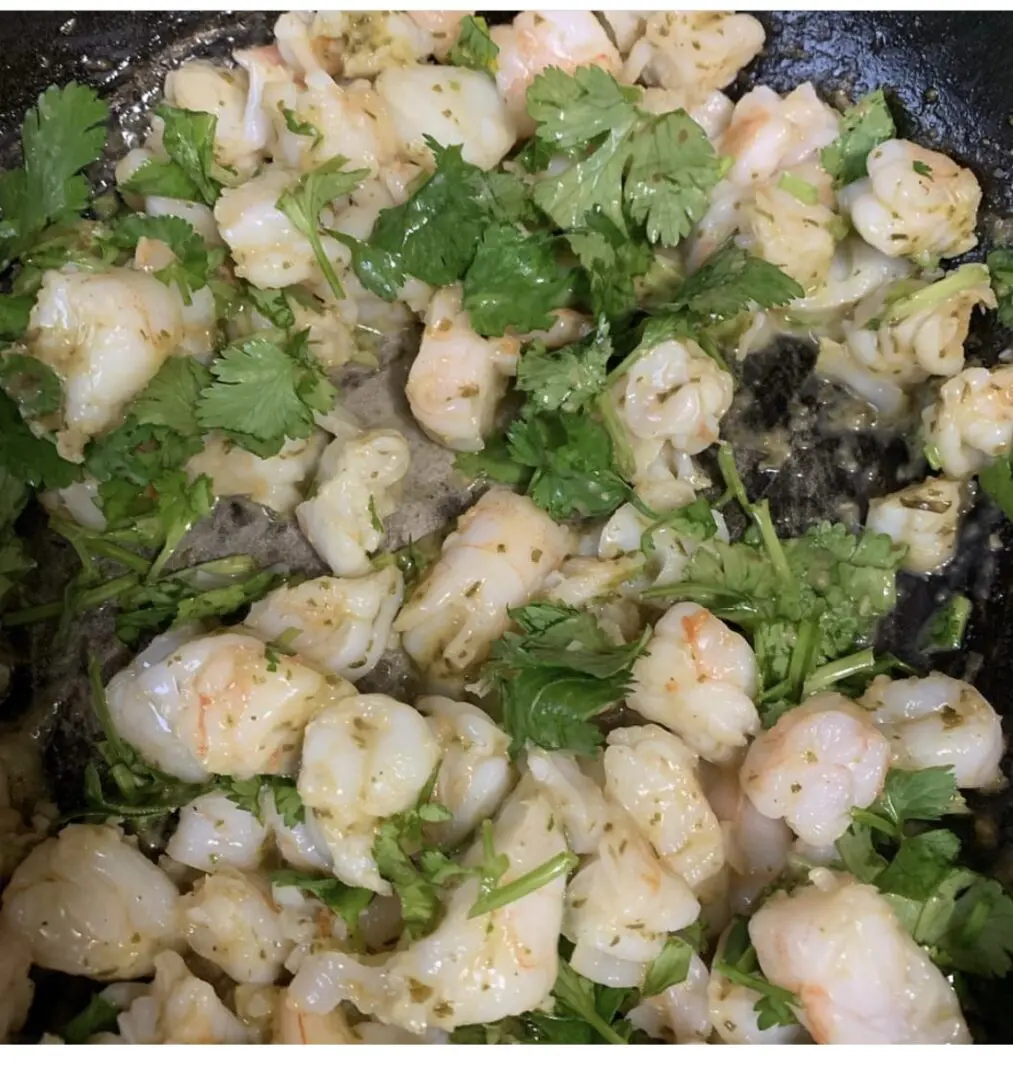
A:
[2,10,1013,1042]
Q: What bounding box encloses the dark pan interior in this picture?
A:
[2,10,1013,1042]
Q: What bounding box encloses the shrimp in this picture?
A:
[1,824,181,980]
[165,792,268,874]
[564,812,700,988]
[25,267,184,461]
[285,12,438,80]
[702,764,792,914]
[640,86,734,141]
[288,786,568,1032]
[621,11,765,97]
[214,165,343,290]
[395,489,572,679]
[627,951,713,1044]
[375,65,517,171]
[922,364,1013,479]
[165,60,268,178]
[860,673,1005,791]
[245,567,404,682]
[114,950,253,1044]
[615,337,734,459]
[105,629,354,783]
[144,195,221,246]
[790,235,911,323]
[749,869,970,1043]
[405,287,522,453]
[865,477,964,575]
[525,749,611,855]
[841,139,982,260]
[0,924,33,1043]
[627,602,760,765]
[260,786,333,875]
[295,427,411,578]
[739,693,891,846]
[491,11,622,135]
[181,870,296,984]
[604,725,725,891]
[417,697,515,846]
[185,431,329,515]
[296,694,441,893]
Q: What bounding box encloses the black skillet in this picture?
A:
[2,10,1013,1043]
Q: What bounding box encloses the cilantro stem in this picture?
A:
[801,647,876,696]
[87,651,131,757]
[468,850,578,918]
[306,230,346,301]
[850,808,899,838]
[168,554,258,582]
[595,391,636,481]
[786,618,819,701]
[716,444,790,579]
[50,519,152,576]
[4,572,141,626]
[717,443,751,512]
[713,960,800,1006]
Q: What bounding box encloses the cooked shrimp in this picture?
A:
[405,287,522,453]
[605,725,725,891]
[627,602,760,765]
[922,364,1013,479]
[622,11,765,97]
[375,65,517,171]
[105,630,354,783]
[841,139,981,260]
[865,477,964,575]
[739,693,891,846]
[564,812,700,988]
[295,427,411,578]
[525,749,611,855]
[1,824,181,980]
[491,11,622,135]
[417,697,515,846]
[115,950,253,1044]
[296,694,441,893]
[166,792,268,874]
[749,869,970,1043]
[245,567,404,682]
[743,181,839,292]
[860,673,1005,790]
[26,267,184,461]
[615,338,734,459]
[288,786,568,1032]
[395,489,572,679]
[181,870,295,984]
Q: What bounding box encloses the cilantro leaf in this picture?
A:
[516,317,612,414]
[873,766,963,829]
[154,105,222,205]
[61,994,121,1044]
[527,66,641,151]
[448,15,499,73]
[0,293,36,340]
[281,106,323,148]
[987,248,1013,329]
[918,593,972,654]
[507,411,630,521]
[874,829,962,901]
[820,89,896,186]
[245,285,297,329]
[197,334,336,457]
[978,445,1013,523]
[1,82,109,268]
[714,917,800,1030]
[567,210,653,320]
[462,224,574,336]
[549,959,631,1045]
[111,214,223,303]
[641,934,696,999]
[0,352,63,418]
[625,110,726,246]
[455,435,534,486]
[269,869,373,938]
[276,155,368,300]
[128,353,212,438]
[486,602,650,756]
[0,391,80,489]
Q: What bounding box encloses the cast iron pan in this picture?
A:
[2,10,1013,1043]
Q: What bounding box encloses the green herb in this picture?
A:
[919,593,972,654]
[566,210,653,320]
[111,213,223,302]
[528,66,724,247]
[714,917,800,1030]
[245,285,296,329]
[641,930,699,999]
[197,333,336,457]
[515,317,612,414]
[0,293,37,340]
[820,89,896,186]
[913,159,933,178]
[269,869,373,939]
[121,105,222,205]
[61,994,121,1044]
[0,352,63,419]
[281,107,323,148]
[881,263,989,326]
[987,247,1013,329]
[455,436,535,486]
[485,602,651,756]
[448,15,499,73]
[0,391,80,490]
[462,223,574,336]
[468,827,576,917]
[0,81,109,270]
[777,171,820,205]
[549,959,631,1045]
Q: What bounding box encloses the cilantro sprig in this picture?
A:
[821,89,896,187]
[714,917,801,1030]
